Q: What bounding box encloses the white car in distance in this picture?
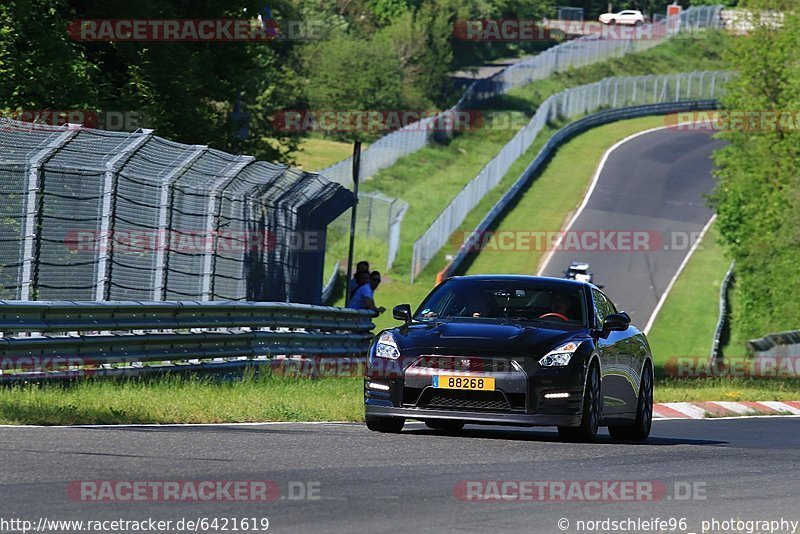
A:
[599,10,646,25]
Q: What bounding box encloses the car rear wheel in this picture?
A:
[425,420,465,431]
[608,362,653,441]
[557,362,601,442]
[366,415,405,433]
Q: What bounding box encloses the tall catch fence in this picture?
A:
[0,119,352,304]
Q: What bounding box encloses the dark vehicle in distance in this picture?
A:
[364,275,653,442]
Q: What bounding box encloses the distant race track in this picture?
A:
[539,127,726,328]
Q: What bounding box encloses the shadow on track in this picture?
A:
[405,426,727,446]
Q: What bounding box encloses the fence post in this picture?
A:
[201,156,254,301]
[94,132,152,301]
[153,146,207,300]
[19,128,78,301]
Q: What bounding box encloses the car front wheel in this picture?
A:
[608,362,653,441]
[366,415,405,433]
[558,362,601,442]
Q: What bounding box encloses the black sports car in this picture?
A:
[364,275,653,442]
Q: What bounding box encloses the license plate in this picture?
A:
[432,375,495,391]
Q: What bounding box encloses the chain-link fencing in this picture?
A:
[0,119,352,303]
[410,70,732,281]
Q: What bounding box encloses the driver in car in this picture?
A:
[466,293,494,317]
[540,292,572,321]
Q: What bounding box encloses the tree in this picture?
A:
[709,0,800,339]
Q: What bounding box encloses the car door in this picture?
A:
[591,289,629,415]
[601,292,639,414]
[619,11,635,24]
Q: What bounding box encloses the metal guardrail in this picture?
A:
[440,99,722,281]
[747,331,800,357]
[711,260,735,364]
[0,301,374,381]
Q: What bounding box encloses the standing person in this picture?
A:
[348,260,370,299]
[347,270,385,315]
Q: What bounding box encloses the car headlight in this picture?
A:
[538,341,579,367]
[375,331,400,360]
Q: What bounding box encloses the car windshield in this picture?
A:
[415,279,587,326]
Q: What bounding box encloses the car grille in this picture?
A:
[415,389,511,411]
[411,356,518,374]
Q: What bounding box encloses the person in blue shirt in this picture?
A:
[348,260,370,299]
[347,270,385,315]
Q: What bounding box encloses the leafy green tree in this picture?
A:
[710,0,800,339]
[0,0,98,111]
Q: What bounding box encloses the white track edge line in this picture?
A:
[537,125,672,276]
[643,213,716,334]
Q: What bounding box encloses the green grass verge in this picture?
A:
[293,138,358,172]
[0,374,364,425]
[655,378,800,403]
[647,223,732,375]
[3,373,799,425]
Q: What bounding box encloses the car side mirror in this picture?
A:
[603,312,631,332]
[393,304,412,323]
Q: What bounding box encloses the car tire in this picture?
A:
[557,362,601,442]
[366,415,405,433]
[609,19,617,25]
[424,420,465,431]
[608,362,653,441]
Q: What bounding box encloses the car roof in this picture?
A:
[568,262,590,270]
[448,274,597,290]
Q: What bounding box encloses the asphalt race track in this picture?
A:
[540,127,727,327]
[1,419,799,533]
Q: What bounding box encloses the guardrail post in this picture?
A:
[153,146,208,300]
[201,156,254,301]
[95,132,152,300]
[19,128,79,301]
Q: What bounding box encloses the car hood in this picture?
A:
[392,320,585,357]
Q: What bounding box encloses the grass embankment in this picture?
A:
[646,223,800,400]
[647,224,730,373]
[0,374,364,425]
[293,137,357,171]
[326,33,730,330]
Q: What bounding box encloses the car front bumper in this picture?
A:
[365,404,581,427]
[365,354,588,427]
